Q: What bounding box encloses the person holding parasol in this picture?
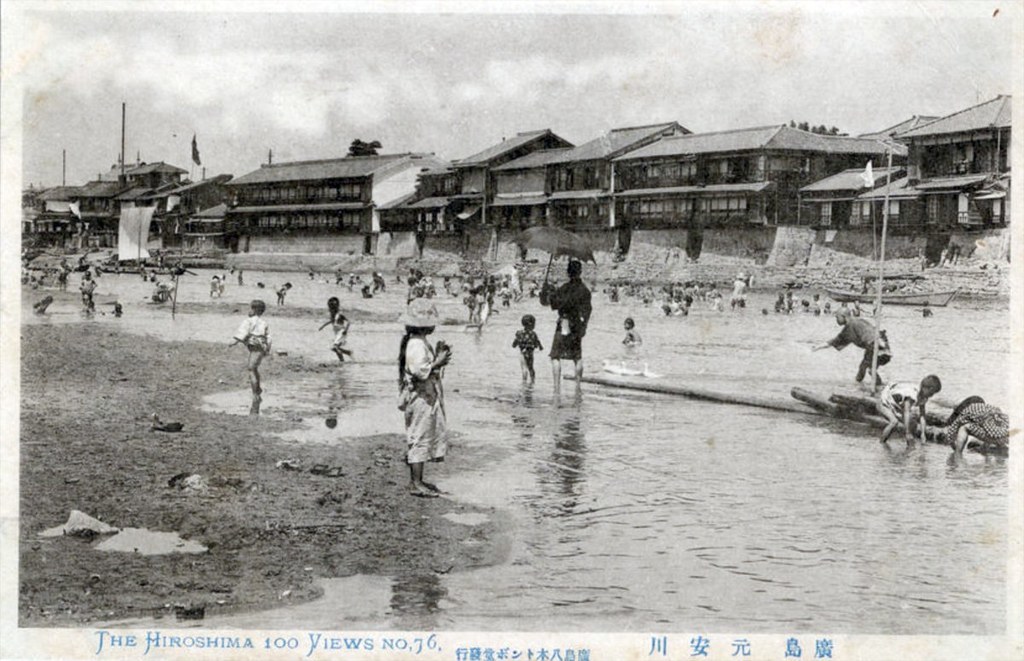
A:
[515,227,595,395]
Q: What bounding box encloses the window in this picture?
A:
[820,202,832,226]
[926,196,940,224]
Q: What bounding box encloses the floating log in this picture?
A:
[829,391,952,427]
[791,388,842,416]
[578,374,820,416]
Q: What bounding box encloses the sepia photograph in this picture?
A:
[1,2,1021,659]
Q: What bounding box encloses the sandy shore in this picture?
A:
[19,316,511,626]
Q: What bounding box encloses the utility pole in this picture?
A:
[120,102,126,185]
[62,149,66,186]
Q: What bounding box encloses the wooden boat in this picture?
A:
[825,288,959,307]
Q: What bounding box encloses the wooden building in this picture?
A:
[377,164,461,235]
[226,153,447,255]
[29,186,82,247]
[182,203,228,252]
[149,175,234,248]
[546,122,689,230]
[612,125,899,230]
[897,95,1011,228]
[852,177,927,232]
[798,167,904,228]
[490,148,574,229]
[450,129,574,226]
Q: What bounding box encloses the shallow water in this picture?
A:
[26,269,1012,633]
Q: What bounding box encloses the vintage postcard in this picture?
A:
[1,1,1022,660]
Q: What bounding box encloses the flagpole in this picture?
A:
[870,146,894,393]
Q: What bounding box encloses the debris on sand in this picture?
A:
[95,528,208,555]
[151,414,184,433]
[39,510,119,538]
[276,459,302,471]
[168,472,208,492]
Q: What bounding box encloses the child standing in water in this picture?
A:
[276,282,292,305]
[622,317,642,346]
[318,296,352,362]
[512,314,543,383]
[230,299,271,412]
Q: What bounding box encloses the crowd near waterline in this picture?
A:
[25,252,1011,505]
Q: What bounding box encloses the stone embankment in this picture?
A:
[218,225,1011,298]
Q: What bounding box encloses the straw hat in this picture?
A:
[399,298,440,327]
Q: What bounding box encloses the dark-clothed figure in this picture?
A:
[540,259,592,394]
[813,309,891,386]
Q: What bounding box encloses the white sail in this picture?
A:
[118,206,155,261]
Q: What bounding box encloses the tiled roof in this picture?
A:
[38,186,82,201]
[77,181,124,198]
[913,174,989,190]
[615,125,898,161]
[229,154,422,186]
[129,161,188,175]
[153,174,233,197]
[549,123,684,164]
[617,182,772,197]
[227,202,368,213]
[859,116,939,139]
[857,177,921,200]
[493,148,575,171]
[549,189,607,201]
[898,95,1012,138]
[800,167,904,193]
[492,194,548,206]
[117,186,154,201]
[377,192,419,210]
[194,203,228,218]
[455,129,567,167]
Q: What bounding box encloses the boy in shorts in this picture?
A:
[231,299,271,411]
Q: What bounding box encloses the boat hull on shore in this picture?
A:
[825,288,959,307]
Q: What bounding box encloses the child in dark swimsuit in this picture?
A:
[512,314,543,383]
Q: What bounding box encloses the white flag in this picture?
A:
[860,160,874,188]
[69,201,82,218]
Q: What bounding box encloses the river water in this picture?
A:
[24,269,1013,633]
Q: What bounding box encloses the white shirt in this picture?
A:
[234,315,270,348]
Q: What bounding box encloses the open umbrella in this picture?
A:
[513,226,595,284]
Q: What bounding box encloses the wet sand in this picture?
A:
[19,307,511,626]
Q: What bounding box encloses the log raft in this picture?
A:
[571,375,1005,456]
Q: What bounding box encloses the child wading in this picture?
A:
[877,375,942,446]
[230,299,271,415]
[276,282,292,305]
[318,296,352,362]
[622,317,642,346]
[512,314,543,383]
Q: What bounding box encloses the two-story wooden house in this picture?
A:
[612,125,898,231]
[897,95,1011,228]
[226,153,447,255]
[377,164,460,235]
[545,122,690,230]
[451,129,574,226]
[149,175,234,249]
[489,148,574,229]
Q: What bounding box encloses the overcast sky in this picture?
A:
[12,2,1018,188]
